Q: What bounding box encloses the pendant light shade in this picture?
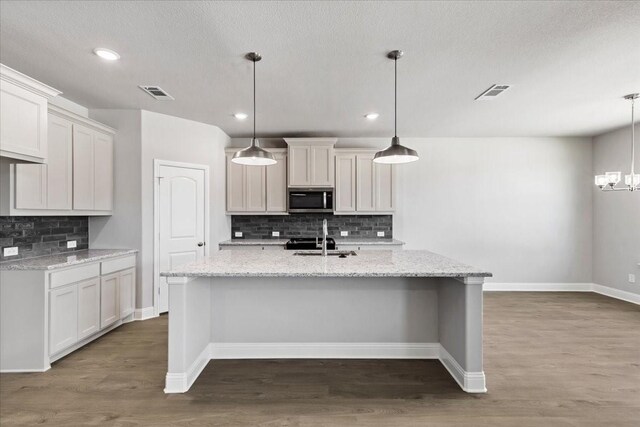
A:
[374,50,419,165]
[232,52,276,166]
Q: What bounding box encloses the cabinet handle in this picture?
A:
[197,242,205,247]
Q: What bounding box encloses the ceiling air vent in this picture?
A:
[139,85,174,100]
[475,84,511,100]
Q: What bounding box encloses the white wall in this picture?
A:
[88,110,143,304]
[140,111,230,308]
[237,137,594,284]
[89,110,230,310]
[592,124,640,295]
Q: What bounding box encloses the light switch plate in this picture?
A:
[67,240,77,249]
[272,231,280,237]
[629,274,636,284]
[340,231,349,237]
[377,231,385,237]
[234,231,243,238]
[3,246,18,257]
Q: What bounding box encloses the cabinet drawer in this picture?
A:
[50,263,100,289]
[101,255,136,275]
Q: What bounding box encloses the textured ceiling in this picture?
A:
[1,1,639,138]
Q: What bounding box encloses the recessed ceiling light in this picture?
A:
[93,48,120,61]
[234,113,248,120]
[365,113,379,120]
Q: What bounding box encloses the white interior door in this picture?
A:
[158,164,206,313]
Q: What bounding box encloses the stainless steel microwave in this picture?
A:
[287,188,334,213]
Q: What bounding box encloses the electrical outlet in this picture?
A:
[629,274,636,284]
[272,231,280,237]
[67,240,77,249]
[3,246,18,257]
[377,231,385,237]
[234,231,243,238]
[340,231,349,237]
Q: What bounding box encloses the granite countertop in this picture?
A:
[0,249,137,271]
[161,249,491,278]
[219,238,405,246]
[218,239,290,246]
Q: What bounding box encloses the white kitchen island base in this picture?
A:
[163,273,487,394]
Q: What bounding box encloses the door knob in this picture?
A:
[197,242,205,247]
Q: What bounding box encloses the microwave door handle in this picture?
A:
[323,192,327,209]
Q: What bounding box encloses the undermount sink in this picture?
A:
[293,250,357,257]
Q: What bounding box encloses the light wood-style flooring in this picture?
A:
[1,292,639,426]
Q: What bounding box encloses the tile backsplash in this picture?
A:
[0,216,88,261]
[232,214,392,240]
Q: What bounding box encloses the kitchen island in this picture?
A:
[161,250,491,394]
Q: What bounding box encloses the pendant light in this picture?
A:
[232,52,276,166]
[374,50,419,164]
[594,93,640,191]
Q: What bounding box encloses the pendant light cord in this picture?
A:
[394,56,397,139]
[252,58,256,146]
[631,96,635,178]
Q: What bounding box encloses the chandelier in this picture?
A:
[595,93,639,192]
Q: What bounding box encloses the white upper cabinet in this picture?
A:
[225,148,287,214]
[266,151,287,212]
[46,115,73,210]
[285,138,336,187]
[334,149,395,214]
[72,124,95,210]
[93,132,114,211]
[335,153,356,212]
[0,64,61,163]
[2,106,116,216]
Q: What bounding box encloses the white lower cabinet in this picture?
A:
[77,278,100,340]
[100,272,120,329]
[49,285,79,354]
[119,268,135,319]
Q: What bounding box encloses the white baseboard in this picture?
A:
[484,282,639,305]
[211,342,441,360]
[134,306,157,321]
[439,346,486,393]
[164,343,212,393]
[483,282,592,292]
[592,284,640,305]
[165,342,483,394]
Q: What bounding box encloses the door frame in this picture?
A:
[153,159,210,317]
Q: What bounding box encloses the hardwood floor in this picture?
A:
[1,292,639,426]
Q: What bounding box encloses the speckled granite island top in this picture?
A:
[0,249,137,271]
[161,249,491,278]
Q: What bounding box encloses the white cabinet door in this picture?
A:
[49,285,78,354]
[100,273,119,329]
[310,145,334,186]
[46,115,73,210]
[375,163,394,212]
[15,164,47,209]
[226,155,246,212]
[356,153,375,212]
[335,154,356,213]
[246,165,266,212]
[266,152,287,212]
[119,268,135,319]
[77,278,100,340]
[0,80,48,162]
[93,132,113,211]
[72,124,94,210]
[288,145,310,186]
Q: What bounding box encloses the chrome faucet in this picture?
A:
[316,219,329,256]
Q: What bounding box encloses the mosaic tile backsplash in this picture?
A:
[0,216,89,261]
[231,214,392,240]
